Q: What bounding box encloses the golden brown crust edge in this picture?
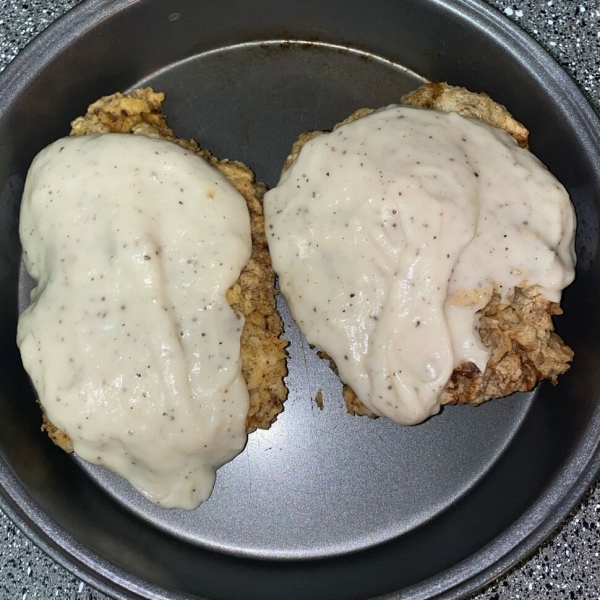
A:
[284,82,571,417]
[39,88,288,450]
[441,287,572,406]
[41,411,73,453]
[401,82,530,149]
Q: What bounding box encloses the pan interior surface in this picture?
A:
[1,0,599,598]
[47,40,532,559]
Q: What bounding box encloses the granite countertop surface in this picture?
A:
[0,0,599,598]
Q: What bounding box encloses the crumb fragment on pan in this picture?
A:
[38,88,287,449]
[314,390,324,410]
[287,82,572,418]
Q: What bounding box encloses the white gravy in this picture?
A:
[18,134,252,509]
[264,106,576,425]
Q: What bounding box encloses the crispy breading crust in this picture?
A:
[41,88,287,451]
[284,83,572,418]
[442,287,572,406]
[282,83,529,171]
[401,82,530,149]
[41,411,73,453]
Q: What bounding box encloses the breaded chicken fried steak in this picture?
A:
[17,88,287,509]
[264,82,575,424]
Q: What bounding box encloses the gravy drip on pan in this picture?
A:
[264,106,576,425]
[17,134,252,509]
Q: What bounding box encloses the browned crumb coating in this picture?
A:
[288,82,572,418]
[41,412,73,453]
[41,88,287,452]
[442,287,573,405]
[401,82,530,149]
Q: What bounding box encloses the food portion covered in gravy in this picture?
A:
[264,84,576,425]
[17,88,288,509]
[18,133,253,509]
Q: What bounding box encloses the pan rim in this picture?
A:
[1,0,599,598]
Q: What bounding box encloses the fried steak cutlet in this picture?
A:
[283,82,573,418]
[41,88,288,453]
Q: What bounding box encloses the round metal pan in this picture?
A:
[0,0,599,598]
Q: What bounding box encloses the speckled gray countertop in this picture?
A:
[0,1,599,598]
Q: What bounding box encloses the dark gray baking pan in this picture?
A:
[0,0,599,598]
